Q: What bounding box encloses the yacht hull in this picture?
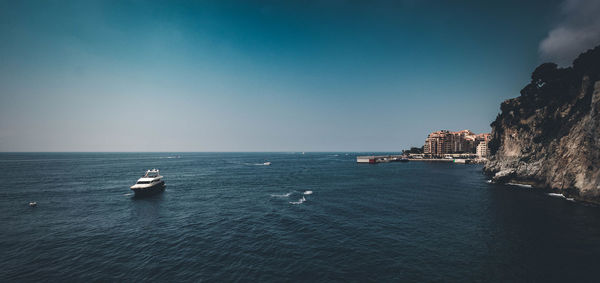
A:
[131,181,165,196]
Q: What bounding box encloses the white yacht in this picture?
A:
[130,169,165,196]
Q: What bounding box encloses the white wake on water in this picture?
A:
[271,192,292,198]
[546,193,575,201]
[289,196,306,205]
[507,183,533,188]
[271,190,311,204]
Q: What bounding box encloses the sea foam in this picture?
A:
[507,183,533,188]
[289,196,306,205]
[547,193,566,199]
[271,192,292,198]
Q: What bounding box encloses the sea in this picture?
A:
[1,152,600,282]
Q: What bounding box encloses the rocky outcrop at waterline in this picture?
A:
[484,45,600,202]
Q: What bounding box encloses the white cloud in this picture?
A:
[539,0,600,66]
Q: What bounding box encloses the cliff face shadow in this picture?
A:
[485,45,600,202]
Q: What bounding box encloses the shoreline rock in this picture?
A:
[484,46,600,203]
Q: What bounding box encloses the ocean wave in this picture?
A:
[547,193,566,199]
[123,193,133,196]
[289,196,306,205]
[271,192,292,198]
[303,190,313,195]
[160,155,182,159]
[246,162,270,166]
[507,183,532,188]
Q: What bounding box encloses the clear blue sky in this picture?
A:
[1,0,597,152]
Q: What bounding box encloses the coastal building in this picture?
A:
[423,130,490,158]
[424,130,451,156]
[476,142,490,158]
[476,134,491,158]
[449,129,475,153]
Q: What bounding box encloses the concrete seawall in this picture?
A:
[407,159,453,162]
[357,156,485,164]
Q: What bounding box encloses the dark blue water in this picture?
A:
[1,153,600,282]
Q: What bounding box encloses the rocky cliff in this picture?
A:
[484,46,600,202]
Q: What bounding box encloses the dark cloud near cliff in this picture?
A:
[540,0,600,66]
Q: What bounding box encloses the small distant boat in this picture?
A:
[130,169,165,196]
[29,201,37,207]
[399,158,409,162]
[263,162,271,166]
